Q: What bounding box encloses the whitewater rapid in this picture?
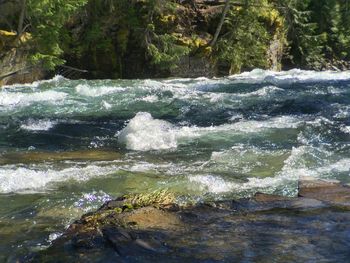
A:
[0,69,349,197]
[2,68,350,262]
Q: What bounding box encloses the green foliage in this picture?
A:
[309,0,350,61]
[27,0,87,69]
[280,0,326,69]
[13,0,350,74]
[147,34,190,69]
[61,0,140,77]
[215,1,277,73]
[278,0,350,69]
[142,0,191,69]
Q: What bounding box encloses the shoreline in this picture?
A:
[2,67,350,88]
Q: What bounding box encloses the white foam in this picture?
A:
[318,159,350,174]
[141,79,165,89]
[1,75,66,89]
[188,173,295,195]
[118,112,177,151]
[0,164,119,193]
[75,84,125,97]
[275,145,350,182]
[0,90,67,108]
[207,93,224,103]
[341,126,350,133]
[178,115,301,135]
[48,232,63,243]
[118,113,301,151]
[207,146,287,174]
[240,86,284,97]
[188,78,230,92]
[277,146,316,177]
[327,86,347,94]
[140,95,159,103]
[333,104,350,119]
[20,119,56,131]
[228,113,244,121]
[189,145,350,196]
[190,149,289,195]
[189,175,233,193]
[102,100,112,109]
[306,116,334,127]
[229,68,350,84]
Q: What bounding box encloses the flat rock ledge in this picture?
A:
[26,177,350,262]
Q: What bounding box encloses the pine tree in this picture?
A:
[277,0,326,69]
[27,0,88,69]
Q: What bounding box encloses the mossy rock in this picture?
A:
[75,190,178,230]
[122,190,177,208]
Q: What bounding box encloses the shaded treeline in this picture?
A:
[0,0,349,78]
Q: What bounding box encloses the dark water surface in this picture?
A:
[0,69,349,261]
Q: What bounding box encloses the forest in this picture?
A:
[0,0,350,80]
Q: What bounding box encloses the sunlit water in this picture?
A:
[0,69,350,261]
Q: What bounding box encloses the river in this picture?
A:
[0,69,350,261]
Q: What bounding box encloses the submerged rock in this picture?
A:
[0,150,121,164]
[28,179,350,262]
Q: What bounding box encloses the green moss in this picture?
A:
[123,190,176,207]
[76,190,177,230]
[113,207,123,213]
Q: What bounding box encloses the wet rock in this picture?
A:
[29,179,350,262]
[298,176,350,207]
[288,198,326,210]
[117,206,183,230]
[102,227,168,256]
[72,229,105,249]
[253,192,293,202]
[230,192,326,213]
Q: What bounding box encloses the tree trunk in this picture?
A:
[210,0,231,47]
[17,0,26,35]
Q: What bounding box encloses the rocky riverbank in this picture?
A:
[26,177,350,262]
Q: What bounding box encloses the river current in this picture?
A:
[0,69,350,260]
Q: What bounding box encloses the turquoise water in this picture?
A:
[0,69,350,261]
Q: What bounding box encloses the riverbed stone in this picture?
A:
[27,178,350,262]
[298,176,350,207]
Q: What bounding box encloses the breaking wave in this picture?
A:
[20,119,57,131]
[118,112,177,151]
[0,90,67,108]
[188,145,350,197]
[0,164,120,193]
[229,68,350,84]
[75,84,126,97]
[118,112,302,151]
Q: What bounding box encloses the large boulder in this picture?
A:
[26,178,350,262]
